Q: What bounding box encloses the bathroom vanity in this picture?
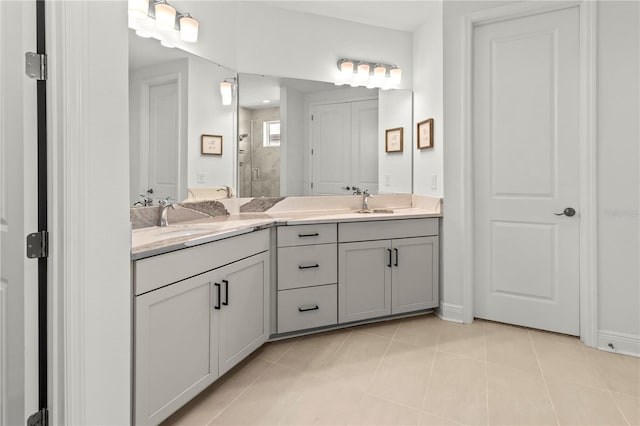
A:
[130,195,441,425]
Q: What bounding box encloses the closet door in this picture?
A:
[310,102,351,194]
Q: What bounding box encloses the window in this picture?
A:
[263,120,280,147]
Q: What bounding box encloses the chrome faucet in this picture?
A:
[158,198,177,227]
[362,190,373,210]
[217,185,232,198]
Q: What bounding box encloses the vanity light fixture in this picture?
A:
[128,0,199,45]
[220,78,236,106]
[335,59,401,89]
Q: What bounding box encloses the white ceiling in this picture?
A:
[258,1,438,33]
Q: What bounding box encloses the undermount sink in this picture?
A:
[354,208,395,214]
[132,227,214,247]
[158,228,213,238]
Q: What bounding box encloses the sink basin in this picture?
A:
[158,228,213,238]
[132,227,214,247]
[354,208,395,214]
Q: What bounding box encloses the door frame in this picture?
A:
[460,1,598,346]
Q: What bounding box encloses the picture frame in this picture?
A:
[201,134,223,155]
[385,127,404,153]
[417,118,434,149]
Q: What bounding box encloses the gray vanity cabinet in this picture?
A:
[133,230,270,425]
[338,219,439,323]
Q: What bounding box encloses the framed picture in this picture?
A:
[417,118,434,149]
[385,127,404,153]
[201,134,223,155]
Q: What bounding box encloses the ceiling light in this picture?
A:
[155,1,176,30]
[179,14,198,42]
[335,59,400,89]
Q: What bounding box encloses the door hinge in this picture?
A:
[27,408,48,426]
[310,182,314,189]
[311,114,314,120]
[25,52,47,80]
[311,148,314,155]
[26,231,49,259]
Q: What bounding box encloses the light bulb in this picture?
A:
[180,15,199,42]
[357,63,370,81]
[128,0,149,19]
[390,67,402,85]
[340,61,354,77]
[220,81,233,105]
[373,65,386,83]
[155,2,176,30]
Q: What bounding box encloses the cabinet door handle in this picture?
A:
[394,248,399,267]
[222,279,229,306]
[298,232,319,237]
[298,264,319,269]
[214,283,221,310]
[387,248,392,268]
[298,305,319,312]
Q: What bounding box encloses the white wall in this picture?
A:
[280,86,305,195]
[187,57,236,191]
[412,2,444,198]
[378,90,413,193]
[595,1,640,345]
[172,1,413,88]
[442,1,640,351]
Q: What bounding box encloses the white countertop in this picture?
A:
[131,207,442,260]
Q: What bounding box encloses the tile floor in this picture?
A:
[162,314,640,426]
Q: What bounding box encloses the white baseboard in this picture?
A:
[437,302,464,323]
[598,330,640,358]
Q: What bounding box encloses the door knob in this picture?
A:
[554,207,576,217]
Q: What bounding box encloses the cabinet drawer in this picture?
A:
[277,224,337,247]
[277,244,337,290]
[339,218,438,242]
[278,285,337,333]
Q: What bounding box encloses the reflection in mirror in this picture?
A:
[128,31,237,206]
[238,74,413,197]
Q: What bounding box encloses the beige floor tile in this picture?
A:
[394,314,442,349]
[418,411,461,425]
[546,378,628,425]
[255,339,296,362]
[586,347,640,398]
[162,356,273,426]
[279,375,365,425]
[277,329,350,375]
[423,351,488,425]
[321,331,391,391]
[368,340,435,409]
[611,392,640,426]
[486,362,556,425]
[437,320,486,361]
[348,393,422,426]
[531,330,605,390]
[484,322,539,373]
[349,318,402,339]
[209,363,308,425]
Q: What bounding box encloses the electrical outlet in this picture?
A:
[197,172,205,183]
[431,174,437,190]
[385,173,391,186]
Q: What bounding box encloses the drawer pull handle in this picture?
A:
[298,305,319,312]
[222,279,229,306]
[214,283,221,310]
[298,264,320,270]
[298,232,319,237]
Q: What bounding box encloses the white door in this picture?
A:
[473,6,580,335]
[310,102,351,194]
[147,80,181,202]
[351,100,379,194]
[0,1,39,423]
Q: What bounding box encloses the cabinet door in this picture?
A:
[338,240,392,323]
[135,273,218,425]
[391,236,439,314]
[217,252,270,375]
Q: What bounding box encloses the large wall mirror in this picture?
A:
[238,73,413,197]
[128,32,237,206]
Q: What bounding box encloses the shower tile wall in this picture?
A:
[238,107,281,197]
